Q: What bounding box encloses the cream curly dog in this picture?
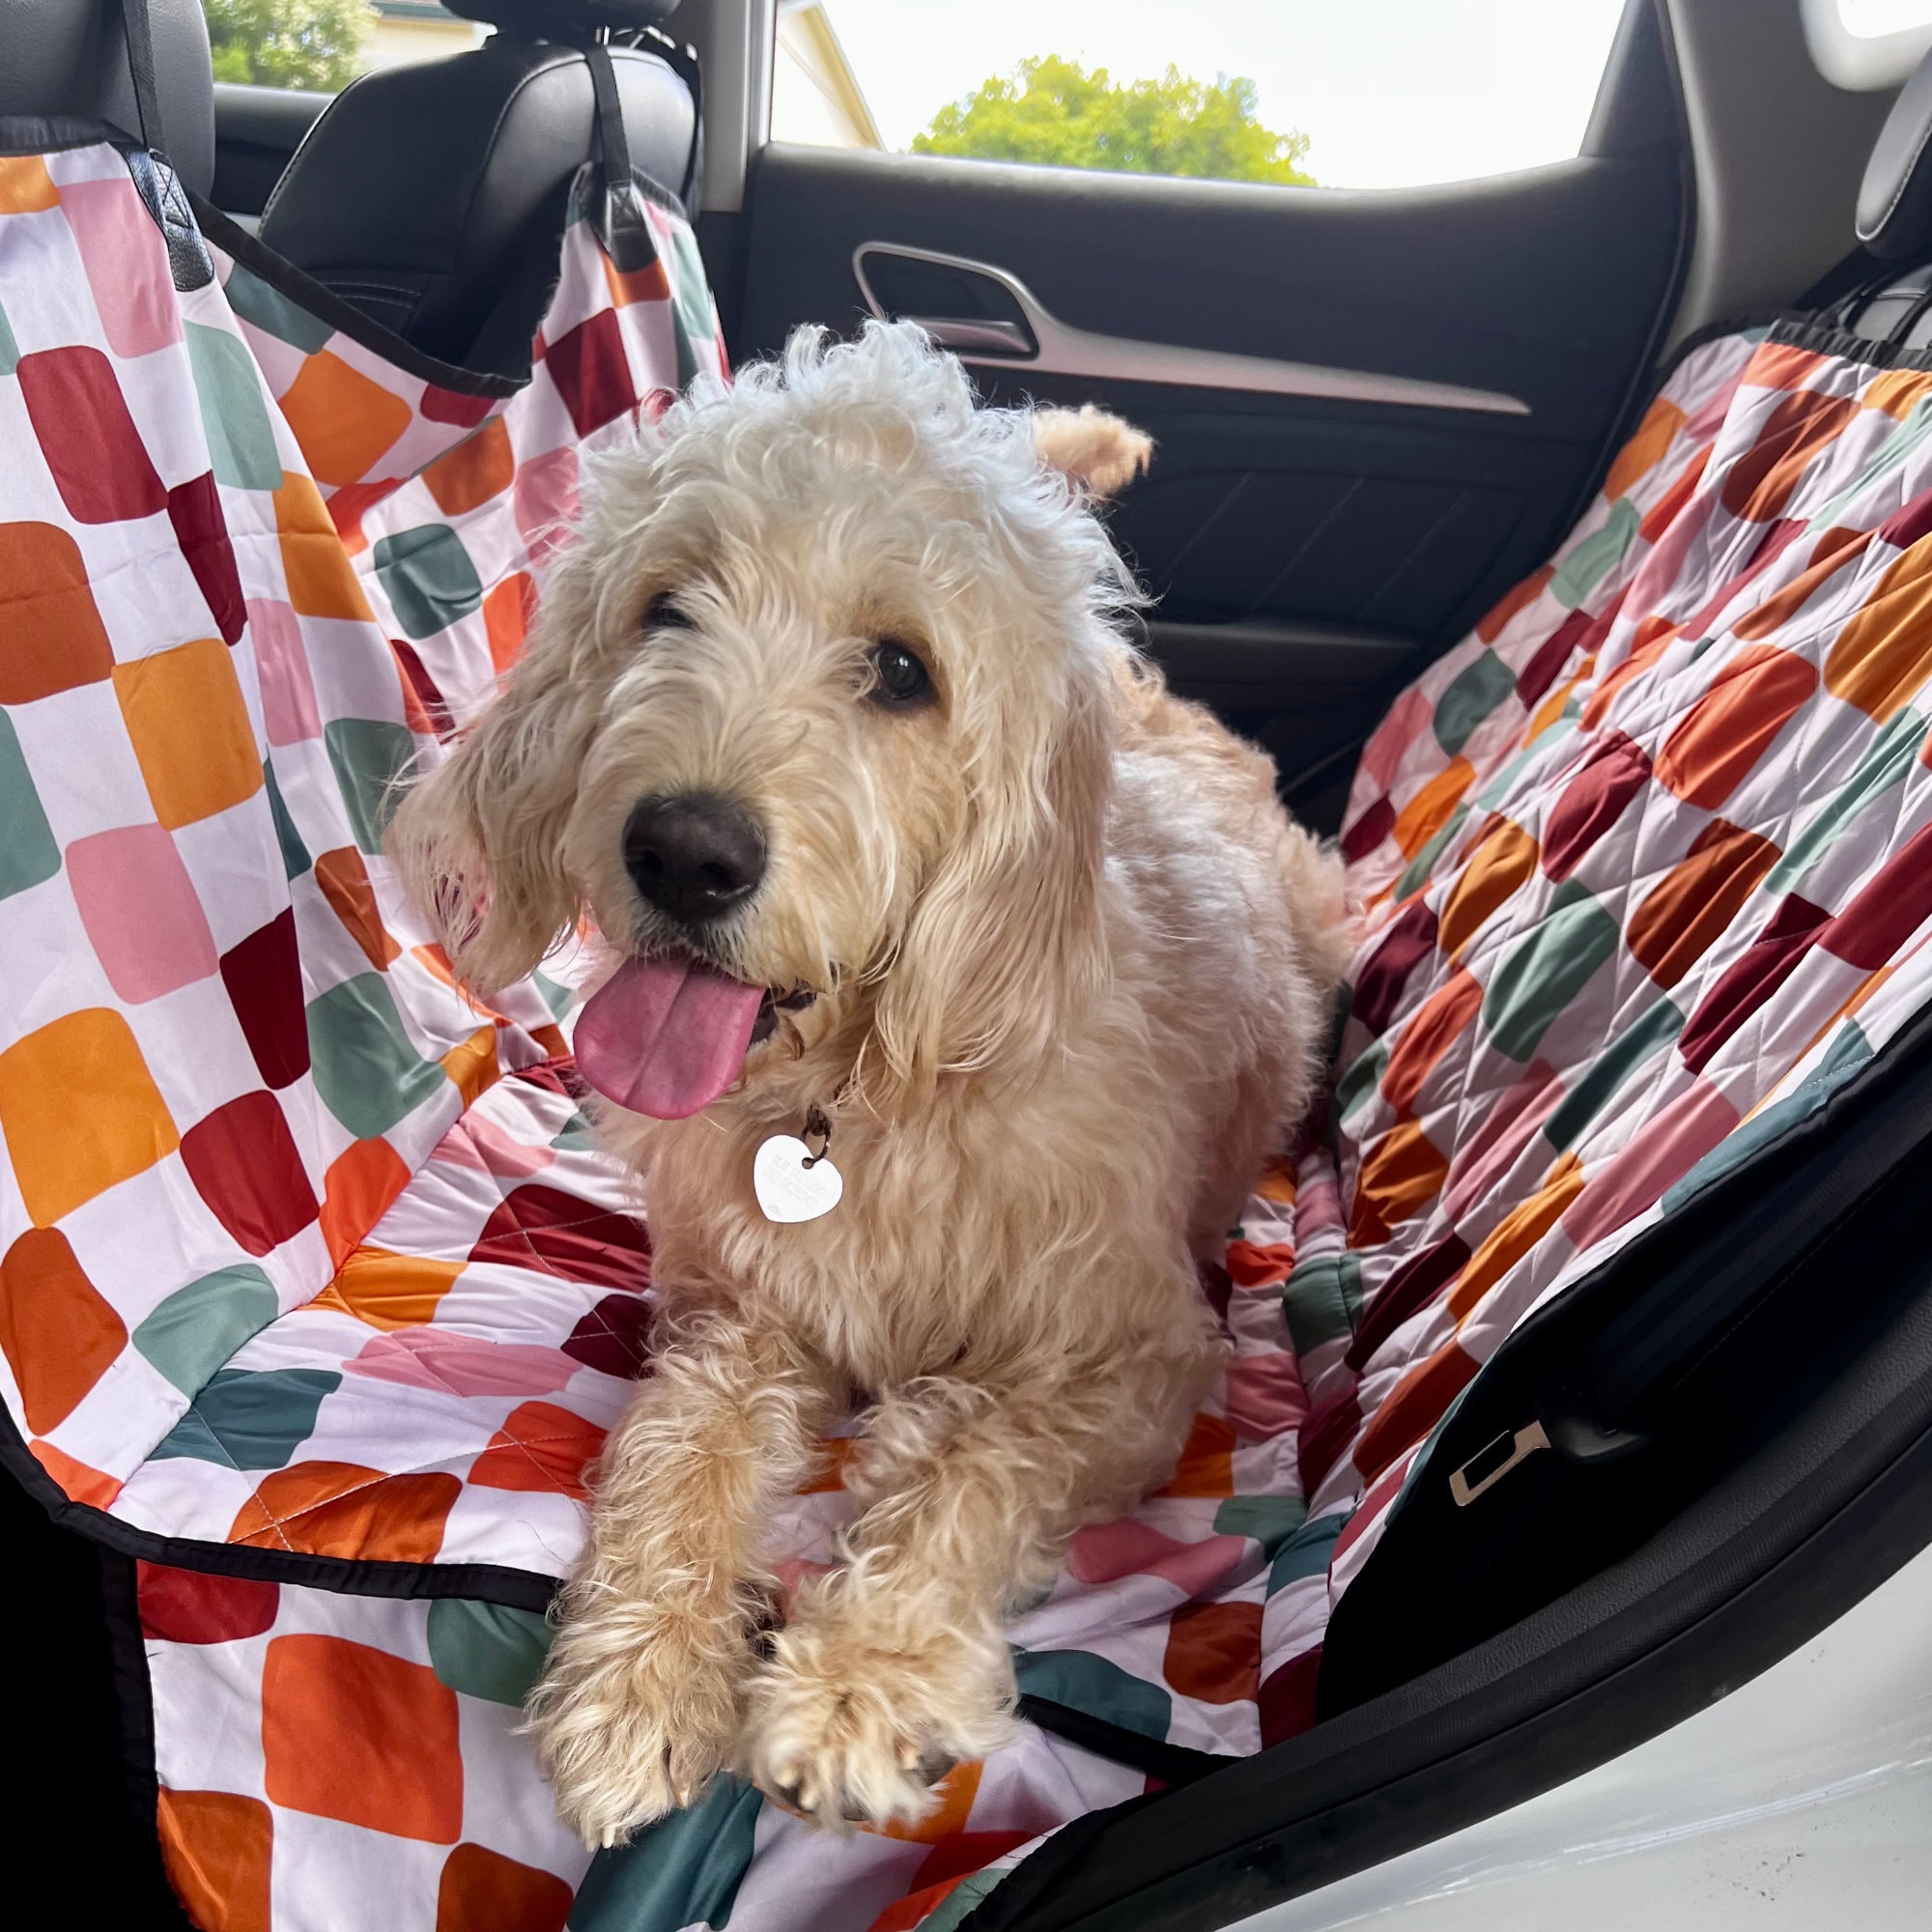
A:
[390,321,1350,1845]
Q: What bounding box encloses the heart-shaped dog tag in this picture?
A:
[753,1134,844,1224]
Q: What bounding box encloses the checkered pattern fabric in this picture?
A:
[0,141,557,1513]
[12,129,1932,1932]
[141,1561,1142,1932]
[1296,325,1932,1649]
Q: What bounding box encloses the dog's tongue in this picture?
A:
[573,955,766,1119]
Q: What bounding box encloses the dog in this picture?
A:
[389,321,1350,1845]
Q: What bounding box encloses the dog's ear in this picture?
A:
[1033,406,1152,501]
[872,663,1113,1092]
[385,575,601,996]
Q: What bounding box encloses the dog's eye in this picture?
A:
[867,639,933,708]
[642,591,692,633]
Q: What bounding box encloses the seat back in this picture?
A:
[0,0,214,196]
[257,1,696,378]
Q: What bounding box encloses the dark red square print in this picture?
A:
[16,346,167,525]
[219,908,310,1090]
[544,311,637,440]
[181,1090,319,1257]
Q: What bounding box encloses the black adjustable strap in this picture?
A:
[118,0,166,159]
[113,0,213,290]
[585,41,660,276]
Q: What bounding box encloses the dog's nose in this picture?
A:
[623,793,767,924]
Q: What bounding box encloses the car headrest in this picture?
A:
[258,38,696,375]
[0,0,214,198]
[444,0,682,39]
[1858,43,1932,259]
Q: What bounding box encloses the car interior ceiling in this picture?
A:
[11,0,1932,1924]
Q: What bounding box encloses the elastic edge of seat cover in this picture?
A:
[1009,1698,1223,1788]
[192,193,526,398]
[0,1412,561,1613]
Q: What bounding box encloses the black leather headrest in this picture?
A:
[259,39,696,376]
[445,0,681,39]
[0,0,214,197]
[1859,44,1932,260]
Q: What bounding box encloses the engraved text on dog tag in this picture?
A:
[753,1134,843,1223]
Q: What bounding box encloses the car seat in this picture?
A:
[255,0,699,377]
[0,0,213,196]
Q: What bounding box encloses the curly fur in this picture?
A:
[388,321,1351,1844]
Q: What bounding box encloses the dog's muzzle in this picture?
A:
[623,791,767,926]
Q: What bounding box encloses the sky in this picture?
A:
[791,0,1632,191]
[1841,0,1932,30]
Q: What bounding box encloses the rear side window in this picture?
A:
[201,1,486,92]
[771,0,1630,190]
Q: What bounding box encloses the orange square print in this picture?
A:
[113,637,263,830]
[262,1633,463,1841]
[275,474,376,622]
[156,1789,272,1932]
[276,352,412,488]
[0,1009,180,1226]
[422,418,514,518]
[436,1845,572,1932]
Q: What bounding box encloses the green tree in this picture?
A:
[202,0,374,91]
[911,55,1315,187]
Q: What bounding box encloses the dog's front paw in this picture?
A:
[742,1616,1016,1832]
[526,1602,752,1848]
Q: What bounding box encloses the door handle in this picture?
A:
[901,316,1036,356]
[853,242,1529,415]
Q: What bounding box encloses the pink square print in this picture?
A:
[59,176,185,360]
[248,599,321,744]
[67,823,219,1003]
[513,443,580,564]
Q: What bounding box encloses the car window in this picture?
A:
[202,1,486,93]
[771,0,1631,191]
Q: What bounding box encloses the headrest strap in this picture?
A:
[116,0,212,290]
[118,0,166,160]
[586,41,659,275]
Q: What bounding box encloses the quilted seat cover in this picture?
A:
[14,121,1932,1932]
[1302,327,1932,1627]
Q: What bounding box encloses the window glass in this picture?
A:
[1838,0,1932,32]
[771,0,1631,191]
[201,2,486,93]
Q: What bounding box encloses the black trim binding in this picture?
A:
[0,113,147,158]
[95,1547,193,1927]
[0,1406,561,1612]
[1762,308,1932,373]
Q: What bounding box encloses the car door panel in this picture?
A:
[729,2,1686,825]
